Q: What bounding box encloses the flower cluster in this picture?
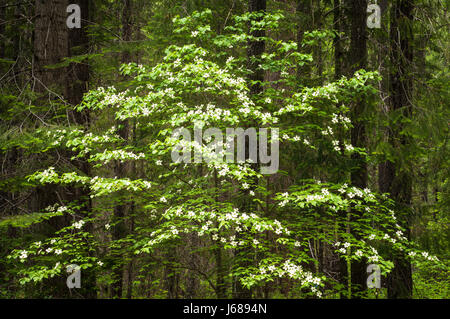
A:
[72,220,85,229]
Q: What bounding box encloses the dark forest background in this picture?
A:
[0,0,448,299]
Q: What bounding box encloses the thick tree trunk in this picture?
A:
[333,0,350,298]
[33,0,69,256]
[384,0,414,299]
[32,0,68,238]
[34,0,69,94]
[296,0,313,82]
[333,0,343,80]
[0,0,5,59]
[347,0,368,298]
[184,233,200,298]
[34,0,96,298]
[112,0,133,298]
[67,0,97,299]
[214,171,227,299]
[67,0,90,125]
[233,0,266,299]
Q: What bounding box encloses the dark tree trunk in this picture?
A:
[296,0,313,82]
[377,0,390,192]
[215,246,227,298]
[33,0,68,94]
[112,0,133,298]
[384,0,414,299]
[66,0,97,299]
[185,233,200,298]
[333,0,350,298]
[0,0,5,59]
[32,0,69,234]
[347,0,368,298]
[67,0,90,125]
[233,0,266,299]
[247,0,266,97]
[34,0,96,298]
[333,0,343,80]
[214,171,227,299]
